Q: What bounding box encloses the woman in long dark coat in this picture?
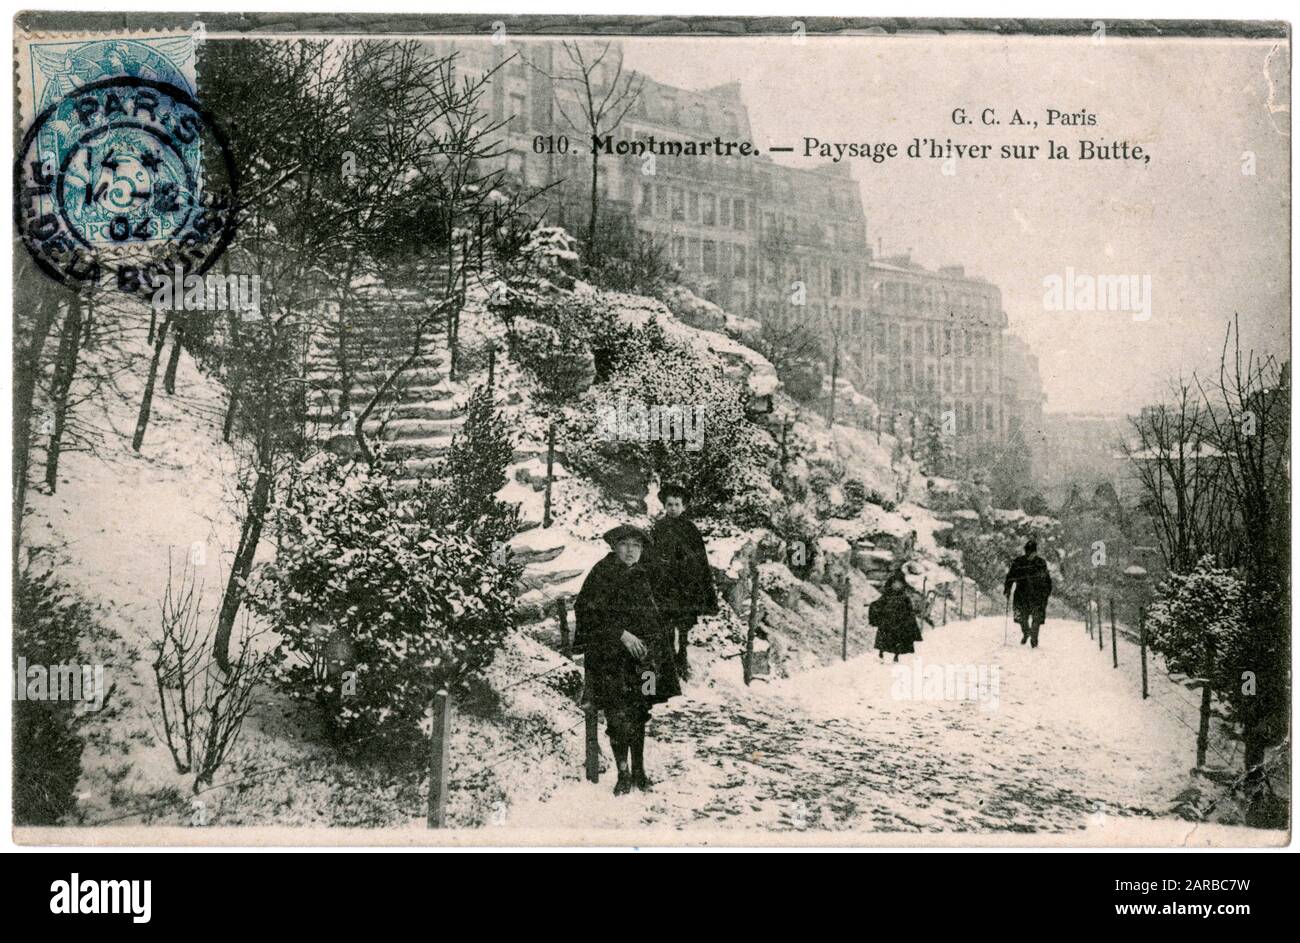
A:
[869,570,922,662]
[574,524,681,795]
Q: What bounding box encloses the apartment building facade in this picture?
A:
[424,37,1039,444]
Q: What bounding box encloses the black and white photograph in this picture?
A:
[6,9,1292,856]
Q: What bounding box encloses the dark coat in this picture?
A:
[573,553,681,712]
[1004,553,1052,620]
[648,514,718,619]
[869,585,921,655]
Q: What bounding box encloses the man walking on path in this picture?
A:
[649,483,718,681]
[1003,538,1053,648]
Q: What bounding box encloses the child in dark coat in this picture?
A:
[869,571,922,662]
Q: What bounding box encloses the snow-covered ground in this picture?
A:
[504,612,1281,845]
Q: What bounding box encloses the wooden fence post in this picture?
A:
[542,422,555,529]
[584,709,600,783]
[959,577,965,618]
[427,689,451,828]
[841,577,851,662]
[1097,600,1104,652]
[942,594,948,625]
[1109,597,1118,668]
[744,562,761,685]
[1196,636,1214,767]
[487,346,496,392]
[557,597,570,655]
[973,586,979,617]
[582,663,599,783]
[1139,607,1149,700]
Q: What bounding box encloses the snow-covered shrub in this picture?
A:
[582,214,678,294]
[835,479,869,519]
[1146,556,1251,692]
[247,454,517,749]
[494,223,579,295]
[420,386,519,544]
[563,322,771,515]
[510,318,596,402]
[770,500,825,581]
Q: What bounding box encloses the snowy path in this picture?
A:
[508,614,1219,835]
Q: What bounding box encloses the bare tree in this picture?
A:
[1121,377,1229,574]
[13,262,64,538]
[1193,317,1290,770]
[524,41,644,253]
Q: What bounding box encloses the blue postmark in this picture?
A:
[16,70,238,292]
[26,36,200,255]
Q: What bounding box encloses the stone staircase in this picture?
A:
[305,295,467,489]
[305,289,596,657]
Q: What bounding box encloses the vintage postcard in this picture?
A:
[8,12,1291,848]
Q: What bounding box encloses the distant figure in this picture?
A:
[649,483,717,681]
[1004,538,1053,648]
[574,525,681,796]
[869,569,922,663]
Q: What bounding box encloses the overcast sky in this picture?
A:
[618,33,1290,415]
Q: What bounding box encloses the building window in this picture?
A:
[655,185,669,219]
[831,268,843,297]
[733,198,746,230]
[640,183,653,216]
[984,403,994,431]
[702,194,717,226]
[509,92,528,128]
[702,240,717,275]
[689,191,700,223]
[734,245,747,277]
[671,188,685,221]
[943,327,952,355]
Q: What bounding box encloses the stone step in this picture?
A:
[317,324,441,343]
[384,437,456,461]
[395,456,448,478]
[508,527,568,565]
[308,382,462,408]
[518,566,587,593]
[362,416,465,440]
[514,457,569,491]
[307,348,447,370]
[386,401,465,421]
[306,366,444,387]
[515,576,585,625]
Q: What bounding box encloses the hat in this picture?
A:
[603,524,652,547]
[1024,538,1038,553]
[658,482,692,503]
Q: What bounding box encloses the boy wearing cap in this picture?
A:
[574,524,682,795]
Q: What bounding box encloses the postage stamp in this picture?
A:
[14,30,236,293]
